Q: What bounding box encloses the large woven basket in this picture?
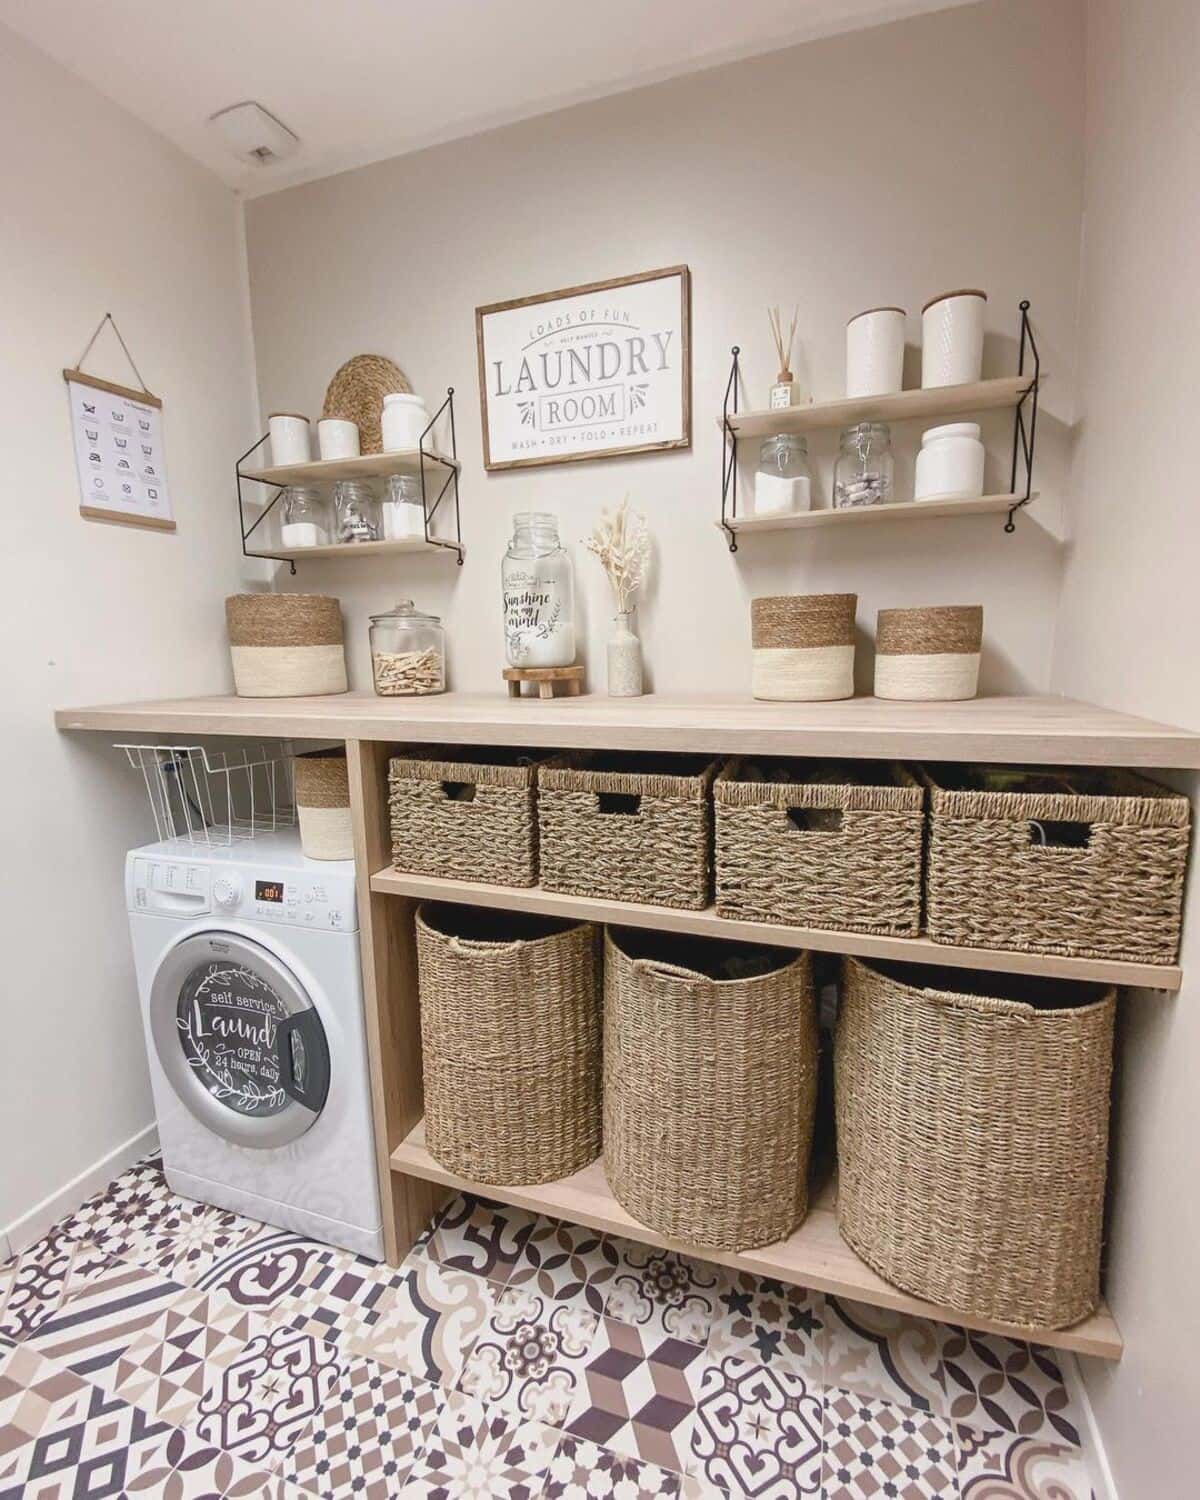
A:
[390,751,550,887]
[604,928,817,1250]
[714,760,924,935]
[835,957,1115,1329]
[923,764,1189,963]
[224,593,347,698]
[538,754,719,909]
[415,905,601,1184]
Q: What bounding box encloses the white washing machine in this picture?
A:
[125,829,383,1260]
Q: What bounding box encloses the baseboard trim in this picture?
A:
[2,1122,159,1257]
[1062,1352,1119,1500]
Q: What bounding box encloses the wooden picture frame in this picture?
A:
[475,265,691,471]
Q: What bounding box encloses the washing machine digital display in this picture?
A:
[175,961,290,1118]
[255,880,285,903]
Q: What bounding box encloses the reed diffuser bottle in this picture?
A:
[768,304,803,409]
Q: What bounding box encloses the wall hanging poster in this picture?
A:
[65,370,174,531]
[476,265,691,471]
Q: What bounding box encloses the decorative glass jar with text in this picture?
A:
[502,512,576,667]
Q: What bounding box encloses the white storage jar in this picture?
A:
[914,422,986,501]
[381,392,430,451]
[317,418,360,460]
[845,307,905,398]
[921,289,986,388]
[268,412,311,466]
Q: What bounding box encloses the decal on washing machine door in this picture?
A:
[176,961,289,1117]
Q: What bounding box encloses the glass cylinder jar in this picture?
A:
[334,479,381,542]
[369,600,445,695]
[280,485,331,548]
[755,435,812,517]
[833,422,894,508]
[381,474,426,541]
[502,512,575,668]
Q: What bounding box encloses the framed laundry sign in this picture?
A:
[64,314,174,531]
[476,265,691,471]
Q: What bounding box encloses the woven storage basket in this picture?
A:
[835,957,1115,1328]
[751,593,857,701]
[874,604,983,702]
[322,354,411,455]
[538,754,718,909]
[225,594,347,698]
[390,750,550,887]
[294,749,353,860]
[604,928,817,1250]
[715,760,924,935]
[923,764,1189,963]
[415,904,601,1184]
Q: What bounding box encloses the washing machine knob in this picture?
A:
[212,875,243,909]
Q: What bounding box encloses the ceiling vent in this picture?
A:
[208,101,299,166]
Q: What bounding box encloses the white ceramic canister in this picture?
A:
[845,307,906,398]
[921,289,986,388]
[268,412,312,466]
[381,392,430,452]
[317,418,361,460]
[914,422,986,501]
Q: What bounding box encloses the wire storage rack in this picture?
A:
[117,742,312,846]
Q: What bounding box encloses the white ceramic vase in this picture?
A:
[608,612,643,697]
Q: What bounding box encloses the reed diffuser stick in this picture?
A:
[768,304,799,381]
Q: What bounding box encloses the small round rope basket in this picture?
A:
[416,904,601,1184]
[322,354,411,454]
[604,928,817,1250]
[835,956,1115,1329]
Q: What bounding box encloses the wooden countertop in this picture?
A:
[53,689,1200,767]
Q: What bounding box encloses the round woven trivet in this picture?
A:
[294,750,349,808]
[752,593,857,649]
[225,594,343,648]
[322,355,411,455]
[876,605,982,656]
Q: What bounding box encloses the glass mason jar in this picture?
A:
[755,434,812,517]
[381,474,426,540]
[502,512,575,668]
[333,478,381,542]
[833,422,894,508]
[369,600,445,695]
[279,485,331,548]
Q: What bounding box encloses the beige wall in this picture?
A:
[0,26,257,1238]
[1051,2,1200,1495]
[245,0,1083,698]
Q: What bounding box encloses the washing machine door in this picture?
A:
[148,931,331,1149]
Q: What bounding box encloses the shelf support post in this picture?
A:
[1005,300,1041,533]
[418,388,465,565]
[720,346,741,552]
[235,433,295,575]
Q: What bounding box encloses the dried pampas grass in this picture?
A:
[585,497,650,614]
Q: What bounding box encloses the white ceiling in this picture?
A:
[0,0,970,196]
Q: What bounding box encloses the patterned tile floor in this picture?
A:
[0,1153,1099,1499]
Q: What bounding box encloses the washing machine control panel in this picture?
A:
[131,860,351,930]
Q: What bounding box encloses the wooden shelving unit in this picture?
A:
[391,1118,1121,1360]
[240,448,458,487]
[58,688,1200,1360]
[716,492,1039,536]
[244,536,465,564]
[717,374,1035,442]
[369,867,1181,992]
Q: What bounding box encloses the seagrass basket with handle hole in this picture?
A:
[921,763,1189,963]
[603,927,817,1250]
[390,749,559,888]
[415,903,601,1184]
[835,956,1115,1329]
[714,759,924,935]
[537,752,719,909]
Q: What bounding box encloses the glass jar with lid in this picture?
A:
[502,512,575,667]
[833,422,894,508]
[381,474,426,540]
[369,600,445,695]
[754,435,812,517]
[334,479,381,542]
[280,485,332,548]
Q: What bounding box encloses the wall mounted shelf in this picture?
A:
[719,301,1042,548]
[390,1117,1122,1360]
[716,492,1040,536]
[368,867,1181,991]
[236,387,464,572]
